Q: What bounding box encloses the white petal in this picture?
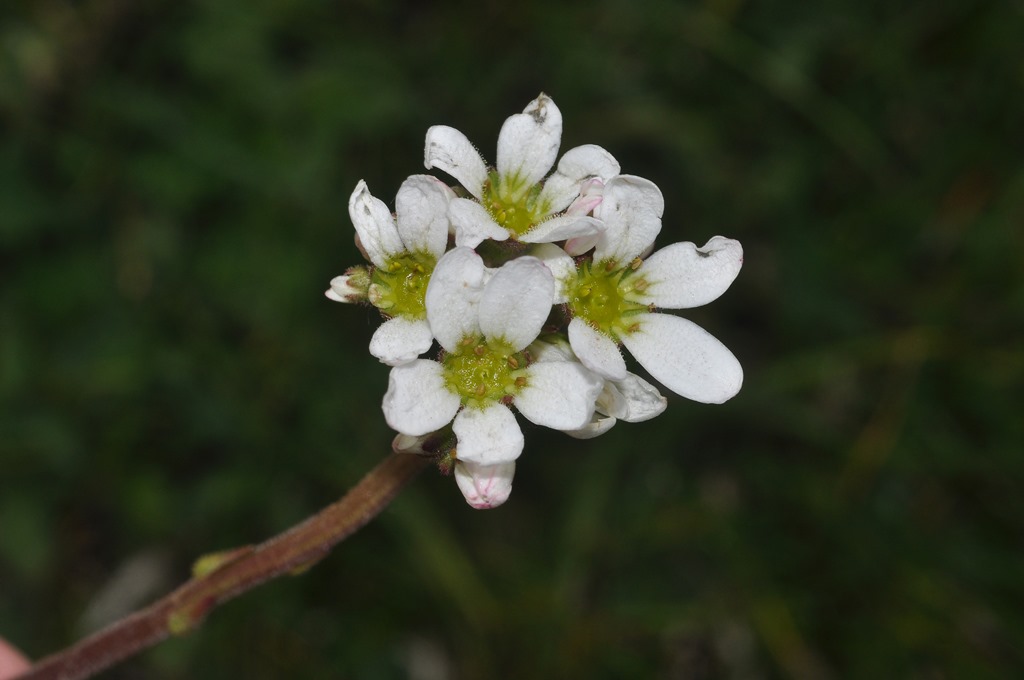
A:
[348,180,403,268]
[424,125,488,199]
[325,274,364,303]
[425,247,487,352]
[594,379,627,417]
[519,215,604,244]
[448,197,510,248]
[478,256,554,351]
[369,316,434,366]
[515,361,603,431]
[383,360,460,435]
[528,243,576,304]
[453,403,523,465]
[496,94,562,198]
[565,415,618,440]
[620,313,743,404]
[593,175,665,265]
[612,373,668,422]
[395,175,454,259]
[539,145,621,214]
[564,233,601,256]
[568,317,627,380]
[528,335,576,363]
[638,236,743,309]
[454,460,515,509]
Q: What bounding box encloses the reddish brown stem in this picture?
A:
[17,453,430,680]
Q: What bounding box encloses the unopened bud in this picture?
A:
[454,460,515,510]
[325,266,370,303]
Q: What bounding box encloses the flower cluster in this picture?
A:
[327,94,743,509]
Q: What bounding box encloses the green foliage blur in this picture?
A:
[2,1,1022,677]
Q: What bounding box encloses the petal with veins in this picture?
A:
[621,313,743,404]
[515,361,603,431]
[568,317,627,380]
[383,360,460,435]
[348,180,403,267]
[454,460,515,509]
[369,316,434,366]
[639,236,743,309]
[593,175,665,265]
[395,175,454,259]
[453,403,524,465]
[424,125,489,199]
[426,247,487,352]
[496,94,562,198]
[479,257,554,351]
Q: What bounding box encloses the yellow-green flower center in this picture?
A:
[567,259,651,341]
[481,171,552,238]
[442,335,529,408]
[369,251,436,319]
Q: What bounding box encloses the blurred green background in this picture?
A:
[2,1,1022,678]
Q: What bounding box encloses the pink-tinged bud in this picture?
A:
[325,266,370,303]
[454,460,515,509]
[565,178,605,217]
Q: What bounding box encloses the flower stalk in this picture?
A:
[15,452,431,680]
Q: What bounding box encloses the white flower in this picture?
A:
[424,94,620,248]
[382,247,604,508]
[327,175,454,366]
[560,175,745,404]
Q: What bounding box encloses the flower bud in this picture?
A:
[325,266,370,303]
[454,460,515,509]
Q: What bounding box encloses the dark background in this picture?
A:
[2,1,1022,678]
